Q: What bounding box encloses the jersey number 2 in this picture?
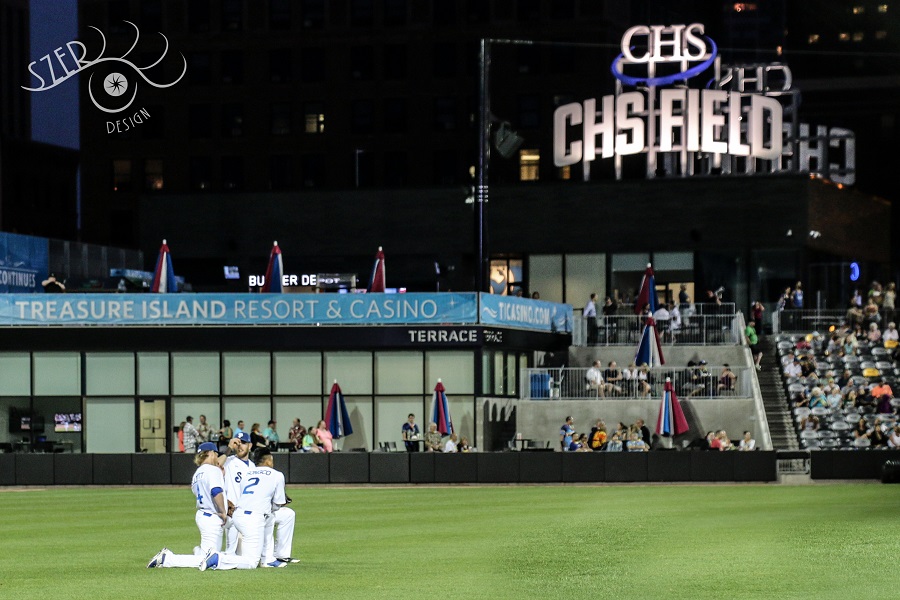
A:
[242,477,260,495]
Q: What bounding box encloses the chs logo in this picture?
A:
[610,23,717,87]
[23,21,186,133]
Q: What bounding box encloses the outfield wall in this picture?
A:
[0,451,893,486]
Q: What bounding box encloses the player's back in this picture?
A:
[234,467,285,514]
[191,463,225,512]
[223,455,254,503]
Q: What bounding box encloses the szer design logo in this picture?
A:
[23,21,186,134]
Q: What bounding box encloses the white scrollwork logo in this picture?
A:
[23,21,186,115]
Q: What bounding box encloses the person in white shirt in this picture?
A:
[147,442,228,569]
[738,431,756,451]
[221,431,254,554]
[585,360,605,397]
[443,433,459,453]
[783,358,803,378]
[584,293,598,345]
[253,449,298,565]
[183,416,200,452]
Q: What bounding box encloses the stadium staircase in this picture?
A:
[757,336,798,450]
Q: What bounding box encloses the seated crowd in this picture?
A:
[778,320,900,450]
[584,359,738,398]
[558,416,755,452]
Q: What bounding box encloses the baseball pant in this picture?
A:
[264,506,295,563]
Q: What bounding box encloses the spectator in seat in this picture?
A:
[458,437,472,452]
[876,394,894,415]
[808,387,827,409]
[846,304,865,330]
[669,302,682,340]
[869,281,884,308]
[622,362,638,395]
[870,419,888,447]
[314,420,334,452]
[636,364,652,397]
[888,425,900,449]
[559,416,575,451]
[602,361,623,396]
[605,433,623,452]
[853,417,870,442]
[301,428,321,453]
[585,360,605,397]
[635,419,652,446]
[867,322,882,344]
[288,418,306,451]
[800,414,820,432]
[626,431,649,452]
[871,379,894,401]
[710,430,733,451]
[738,431,756,451]
[588,420,607,451]
[884,322,899,360]
[837,369,853,390]
[783,357,803,379]
[883,283,896,321]
[863,298,881,326]
[423,422,442,452]
[717,364,737,395]
[443,433,459,453]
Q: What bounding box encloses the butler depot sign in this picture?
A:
[553,23,855,184]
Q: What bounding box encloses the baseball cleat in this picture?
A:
[199,548,219,571]
[262,559,287,568]
[276,557,300,563]
[147,547,168,568]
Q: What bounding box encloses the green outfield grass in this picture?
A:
[1,484,898,600]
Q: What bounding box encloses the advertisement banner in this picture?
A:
[479,294,573,333]
[0,233,48,293]
[0,292,478,326]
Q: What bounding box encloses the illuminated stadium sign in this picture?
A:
[554,23,855,184]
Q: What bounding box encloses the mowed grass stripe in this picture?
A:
[0,484,897,600]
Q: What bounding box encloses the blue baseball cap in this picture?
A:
[234,431,251,443]
[197,441,218,453]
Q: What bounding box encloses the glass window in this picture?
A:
[654,252,694,271]
[304,103,325,133]
[383,98,407,132]
[489,258,523,296]
[375,352,423,394]
[172,353,219,395]
[34,353,81,396]
[188,0,211,33]
[85,398,134,453]
[221,156,244,191]
[274,353,322,395]
[528,254,562,302]
[269,155,293,190]
[493,351,504,394]
[221,50,244,84]
[274,397,323,435]
[36,397,82,451]
[350,46,374,80]
[301,0,325,28]
[433,43,456,77]
[351,100,374,134]
[188,104,212,138]
[138,353,169,396]
[350,0,374,27]
[222,0,243,30]
[269,0,291,29]
[0,354,30,396]
[271,102,292,135]
[383,44,407,79]
[519,149,540,181]
[300,47,326,82]
[340,396,373,450]
[112,159,131,192]
[324,352,372,395]
[172,398,220,438]
[301,154,325,187]
[565,253,606,306]
[222,398,271,434]
[448,394,475,443]
[190,156,212,191]
[223,353,271,395]
[144,159,164,191]
[425,351,473,395]
[86,353,135,396]
[612,253,651,272]
[221,103,243,137]
[384,0,407,26]
[375,396,423,449]
[269,49,292,82]
[434,97,457,131]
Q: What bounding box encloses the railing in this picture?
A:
[772,309,855,334]
[573,313,741,346]
[521,366,754,400]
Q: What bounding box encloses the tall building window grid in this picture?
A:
[112,159,132,192]
[519,149,540,181]
[304,103,325,133]
[144,159,164,191]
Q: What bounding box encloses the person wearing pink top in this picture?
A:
[315,420,334,452]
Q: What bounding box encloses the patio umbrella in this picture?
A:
[635,316,665,367]
[261,241,283,293]
[634,263,658,314]
[430,379,454,435]
[325,380,353,438]
[656,377,689,437]
[367,246,385,292]
[151,239,177,293]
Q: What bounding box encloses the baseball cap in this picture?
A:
[234,431,251,443]
[198,441,218,453]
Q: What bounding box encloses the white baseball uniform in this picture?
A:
[155,463,227,568]
[208,467,286,570]
[223,455,254,553]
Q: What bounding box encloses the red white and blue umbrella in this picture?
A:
[367,246,386,293]
[151,239,177,293]
[635,316,665,367]
[656,378,689,437]
[634,263,658,315]
[430,379,454,435]
[325,380,353,438]
[261,241,283,293]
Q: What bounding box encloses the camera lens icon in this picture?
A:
[104,73,129,97]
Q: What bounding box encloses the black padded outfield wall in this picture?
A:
[6,451,897,486]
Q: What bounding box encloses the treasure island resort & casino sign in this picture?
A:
[553,23,855,184]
